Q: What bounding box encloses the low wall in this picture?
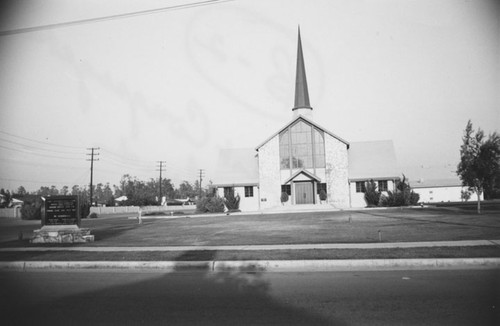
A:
[90,205,195,215]
[0,207,21,219]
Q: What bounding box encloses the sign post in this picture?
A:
[31,195,94,243]
[43,196,80,227]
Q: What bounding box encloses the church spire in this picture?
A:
[293,26,313,117]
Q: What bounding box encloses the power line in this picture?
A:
[198,169,205,198]
[100,147,193,175]
[0,176,88,187]
[157,160,166,204]
[87,147,100,205]
[0,144,83,161]
[0,130,83,150]
[0,135,85,156]
[0,0,234,37]
[0,157,87,170]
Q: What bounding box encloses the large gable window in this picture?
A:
[290,121,313,168]
[279,120,325,170]
[279,129,290,169]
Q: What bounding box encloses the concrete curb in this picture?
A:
[1,258,499,272]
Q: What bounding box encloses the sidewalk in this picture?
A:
[1,240,499,272]
[1,239,499,252]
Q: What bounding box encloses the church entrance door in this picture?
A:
[295,182,314,205]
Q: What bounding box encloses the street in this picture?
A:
[1,268,498,325]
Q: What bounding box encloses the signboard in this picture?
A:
[43,196,80,226]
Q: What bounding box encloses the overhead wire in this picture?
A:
[0,144,84,161]
[100,147,194,175]
[0,130,83,151]
[0,135,85,156]
[0,157,87,170]
[0,0,235,36]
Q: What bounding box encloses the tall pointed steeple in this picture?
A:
[292,26,313,117]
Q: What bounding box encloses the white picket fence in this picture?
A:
[0,207,21,218]
[89,205,195,215]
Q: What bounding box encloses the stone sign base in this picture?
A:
[31,225,94,244]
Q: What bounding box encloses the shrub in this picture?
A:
[364,180,380,207]
[319,189,327,201]
[88,212,98,219]
[379,175,420,207]
[409,191,420,206]
[281,192,289,204]
[196,196,225,213]
[224,188,240,211]
[461,190,471,202]
[20,196,43,220]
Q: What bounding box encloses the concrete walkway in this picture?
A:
[1,239,499,252]
[1,240,499,272]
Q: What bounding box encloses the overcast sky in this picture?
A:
[0,0,498,192]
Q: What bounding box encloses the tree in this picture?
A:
[102,183,114,206]
[16,186,27,196]
[49,185,59,196]
[94,183,104,204]
[364,180,381,207]
[0,188,11,208]
[60,185,69,196]
[36,186,51,197]
[177,181,196,199]
[281,192,289,204]
[457,120,500,214]
[380,175,419,207]
[223,187,240,211]
[116,174,159,206]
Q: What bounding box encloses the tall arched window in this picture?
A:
[279,120,325,170]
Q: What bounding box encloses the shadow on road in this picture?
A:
[1,251,344,325]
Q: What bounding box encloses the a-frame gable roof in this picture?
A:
[255,114,349,151]
[283,169,322,184]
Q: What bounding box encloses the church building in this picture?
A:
[213,29,400,211]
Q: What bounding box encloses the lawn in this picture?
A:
[1,246,499,262]
[1,207,499,261]
[1,206,499,247]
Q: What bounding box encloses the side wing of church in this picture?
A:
[212,28,400,211]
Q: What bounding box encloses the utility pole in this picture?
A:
[198,169,205,199]
[86,147,99,206]
[157,161,166,205]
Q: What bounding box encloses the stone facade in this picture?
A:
[324,133,350,208]
[31,226,94,243]
[257,135,281,209]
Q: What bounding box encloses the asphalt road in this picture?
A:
[1,269,499,325]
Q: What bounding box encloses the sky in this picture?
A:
[0,0,499,193]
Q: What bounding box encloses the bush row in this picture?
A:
[364,176,420,207]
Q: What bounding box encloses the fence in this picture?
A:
[89,205,195,215]
[0,207,21,219]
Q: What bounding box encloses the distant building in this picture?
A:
[213,29,400,211]
[404,165,482,203]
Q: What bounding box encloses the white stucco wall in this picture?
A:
[413,186,483,203]
[257,135,281,209]
[324,134,350,208]
[349,180,396,208]
[217,186,260,211]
